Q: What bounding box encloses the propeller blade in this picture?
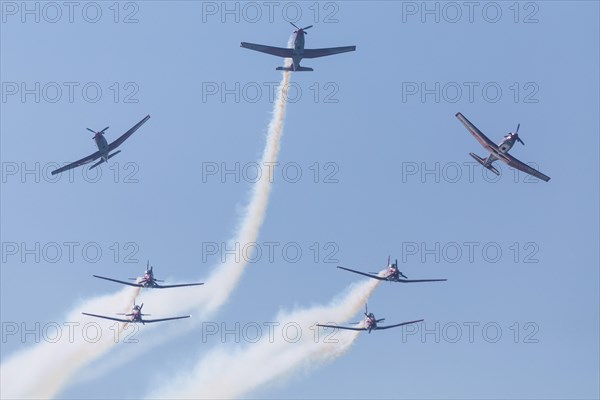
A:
[100,126,109,133]
[376,318,385,323]
[518,137,525,145]
[86,128,95,133]
[303,25,313,30]
[290,22,300,30]
[516,123,520,133]
[140,303,144,311]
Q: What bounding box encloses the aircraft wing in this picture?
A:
[499,152,551,182]
[92,275,143,288]
[303,46,356,58]
[316,323,365,331]
[51,150,102,175]
[81,312,131,323]
[337,266,386,281]
[240,42,294,58]
[455,112,498,152]
[375,319,424,330]
[155,282,204,289]
[107,115,151,152]
[397,278,448,283]
[143,315,191,323]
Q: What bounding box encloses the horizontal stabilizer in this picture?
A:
[487,164,500,175]
[107,150,121,160]
[276,66,314,72]
[89,158,105,170]
[470,153,499,175]
[469,152,486,165]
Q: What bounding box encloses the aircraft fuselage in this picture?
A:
[384,264,407,281]
[128,307,143,322]
[141,279,159,288]
[365,315,377,332]
[484,133,518,165]
[94,134,110,161]
[291,31,306,70]
[497,134,517,154]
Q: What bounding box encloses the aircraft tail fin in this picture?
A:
[469,153,500,176]
[276,66,313,72]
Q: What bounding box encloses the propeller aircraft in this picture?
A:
[317,304,423,334]
[82,301,190,325]
[93,261,204,289]
[240,22,356,71]
[337,256,447,283]
[51,114,150,175]
[456,112,550,181]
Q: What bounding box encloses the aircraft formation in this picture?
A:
[48,23,550,342]
[82,262,202,324]
[51,23,550,183]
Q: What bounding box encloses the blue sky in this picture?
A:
[1,1,599,399]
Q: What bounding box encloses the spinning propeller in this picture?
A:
[514,123,525,145]
[87,126,109,138]
[364,304,385,323]
[507,124,525,145]
[290,22,313,34]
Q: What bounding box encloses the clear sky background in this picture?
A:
[1,1,599,399]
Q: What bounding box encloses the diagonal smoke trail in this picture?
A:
[0,287,140,399]
[150,278,382,399]
[1,46,293,399]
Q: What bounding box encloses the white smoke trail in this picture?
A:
[0,287,139,399]
[110,41,295,321]
[123,69,292,319]
[1,46,293,399]
[150,278,382,399]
